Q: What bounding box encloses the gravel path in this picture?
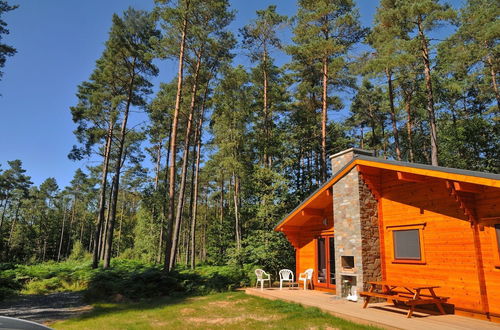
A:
[0,292,92,325]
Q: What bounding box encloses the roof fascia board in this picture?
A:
[356,157,500,188]
[274,158,358,231]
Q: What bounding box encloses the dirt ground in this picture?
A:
[0,292,91,325]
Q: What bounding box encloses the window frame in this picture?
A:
[386,223,426,265]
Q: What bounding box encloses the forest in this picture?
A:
[0,0,498,277]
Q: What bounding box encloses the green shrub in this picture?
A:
[1,259,258,302]
[68,241,91,261]
[84,259,181,301]
[0,267,22,300]
[0,260,94,299]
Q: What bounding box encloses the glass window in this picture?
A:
[317,238,326,283]
[329,237,336,285]
[393,229,421,260]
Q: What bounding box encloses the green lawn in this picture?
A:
[51,291,379,330]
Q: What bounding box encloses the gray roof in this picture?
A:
[274,155,500,230]
[356,155,500,181]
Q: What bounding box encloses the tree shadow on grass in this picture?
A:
[69,293,192,322]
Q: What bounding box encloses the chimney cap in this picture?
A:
[328,148,375,159]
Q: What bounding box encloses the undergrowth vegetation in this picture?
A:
[0,259,258,302]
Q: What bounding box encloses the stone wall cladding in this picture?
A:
[330,153,354,174]
[359,175,382,291]
[332,168,381,300]
[333,169,364,297]
[329,148,381,300]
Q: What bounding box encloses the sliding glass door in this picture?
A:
[316,236,336,289]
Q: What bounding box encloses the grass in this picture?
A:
[50,291,379,330]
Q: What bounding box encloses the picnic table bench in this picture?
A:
[360,281,449,318]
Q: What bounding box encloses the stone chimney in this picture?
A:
[329,148,375,174]
[330,147,381,300]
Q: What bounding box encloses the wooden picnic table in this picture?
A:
[360,280,448,318]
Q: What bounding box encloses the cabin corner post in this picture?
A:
[471,218,491,319]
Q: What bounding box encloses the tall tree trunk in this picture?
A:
[169,51,201,270]
[202,191,208,262]
[57,200,68,262]
[103,62,137,269]
[380,116,387,159]
[232,172,241,250]
[403,90,415,162]
[154,142,162,190]
[6,202,20,258]
[360,126,364,149]
[165,0,190,271]
[79,204,85,243]
[321,54,328,183]
[117,201,125,256]
[220,176,224,225]
[92,116,114,269]
[157,138,170,263]
[385,68,401,160]
[417,16,439,166]
[190,85,208,269]
[486,53,500,109]
[0,197,10,247]
[101,183,114,260]
[262,47,270,168]
[368,105,377,155]
[42,239,47,262]
[187,140,197,265]
[65,198,76,257]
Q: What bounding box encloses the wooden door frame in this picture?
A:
[314,234,336,290]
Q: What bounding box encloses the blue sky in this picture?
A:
[0,1,412,187]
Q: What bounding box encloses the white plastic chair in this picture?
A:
[279,269,294,290]
[255,269,271,290]
[299,268,314,290]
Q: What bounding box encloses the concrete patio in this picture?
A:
[245,288,499,330]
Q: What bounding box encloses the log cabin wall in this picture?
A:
[379,170,500,319]
[278,150,499,321]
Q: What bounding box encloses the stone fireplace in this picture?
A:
[330,148,382,300]
[341,256,355,272]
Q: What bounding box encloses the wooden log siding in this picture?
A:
[380,174,480,313]
[277,157,500,321]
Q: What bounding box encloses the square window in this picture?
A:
[393,229,421,260]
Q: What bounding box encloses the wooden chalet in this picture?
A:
[275,148,500,322]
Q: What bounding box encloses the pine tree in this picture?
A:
[101,8,159,269]
[155,0,192,271]
[349,79,385,155]
[211,65,252,252]
[288,0,365,181]
[241,5,287,168]
[363,0,416,160]
[0,160,31,258]
[0,1,17,82]
[439,0,499,115]
[396,0,455,165]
